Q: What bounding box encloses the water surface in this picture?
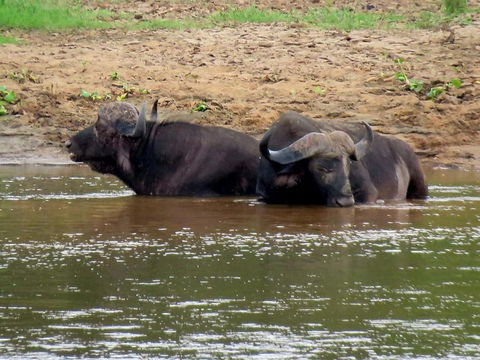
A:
[0,165,479,359]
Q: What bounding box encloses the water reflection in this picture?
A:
[0,165,479,359]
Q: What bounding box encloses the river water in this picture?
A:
[0,165,478,359]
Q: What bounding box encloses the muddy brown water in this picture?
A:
[0,165,479,359]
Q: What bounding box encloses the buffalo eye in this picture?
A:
[316,165,333,173]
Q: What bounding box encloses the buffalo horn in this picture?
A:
[351,121,373,161]
[130,103,147,138]
[267,132,334,165]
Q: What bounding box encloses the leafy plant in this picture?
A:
[110,71,119,80]
[8,69,38,83]
[112,83,150,101]
[0,85,19,116]
[426,86,444,100]
[193,102,208,112]
[79,89,110,101]
[393,58,424,93]
[426,78,462,100]
[448,78,462,88]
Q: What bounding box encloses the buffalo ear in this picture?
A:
[350,121,373,161]
[150,99,159,123]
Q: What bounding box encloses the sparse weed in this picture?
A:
[426,78,462,100]
[313,86,326,95]
[393,59,462,101]
[193,102,208,112]
[0,85,19,115]
[210,6,295,25]
[80,82,149,102]
[393,58,424,93]
[443,0,467,14]
[8,69,38,83]
[113,83,150,101]
[79,89,111,101]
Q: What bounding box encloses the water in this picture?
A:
[0,165,478,359]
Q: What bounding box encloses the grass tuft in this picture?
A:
[0,35,17,44]
[0,0,112,30]
[130,18,199,31]
[303,8,405,30]
[209,6,296,24]
[443,0,468,14]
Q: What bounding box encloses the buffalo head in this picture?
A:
[258,121,373,207]
[66,101,152,174]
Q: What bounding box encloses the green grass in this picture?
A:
[130,18,199,31]
[443,0,467,14]
[0,0,113,30]
[0,35,17,44]
[303,8,405,30]
[0,1,477,32]
[209,6,296,24]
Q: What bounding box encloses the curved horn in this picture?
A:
[129,103,147,138]
[150,99,159,123]
[267,132,334,165]
[259,128,274,161]
[351,121,373,161]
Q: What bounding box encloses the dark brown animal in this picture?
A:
[66,101,259,196]
[257,111,428,206]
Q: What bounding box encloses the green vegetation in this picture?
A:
[393,58,463,101]
[394,58,424,93]
[0,0,112,30]
[303,8,404,30]
[0,85,18,116]
[130,18,198,31]
[426,78,462,100]
[79,89,108,101]
[443,0,468,14]
[0,1,477,33]
[80,82,150,102]
[8,68,38,83]
[210,6,295,24]
[0,35,17,44]
[192,101,208,112]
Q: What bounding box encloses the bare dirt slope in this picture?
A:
[0,0,479,168]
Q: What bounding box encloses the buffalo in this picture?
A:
[257,111,428,206]
[66,101,259,196]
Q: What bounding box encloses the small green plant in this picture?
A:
[112,83,150,101]
[0,85,19,116]
[426,78,462,100]
[79,89,111,101]
[448,78,462,88]
[110,71,119,80]
[313,86,326,95]
[426,86,444,100]
[394,58,424,93]
[193,102,208,112]
[8,69,38,83]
